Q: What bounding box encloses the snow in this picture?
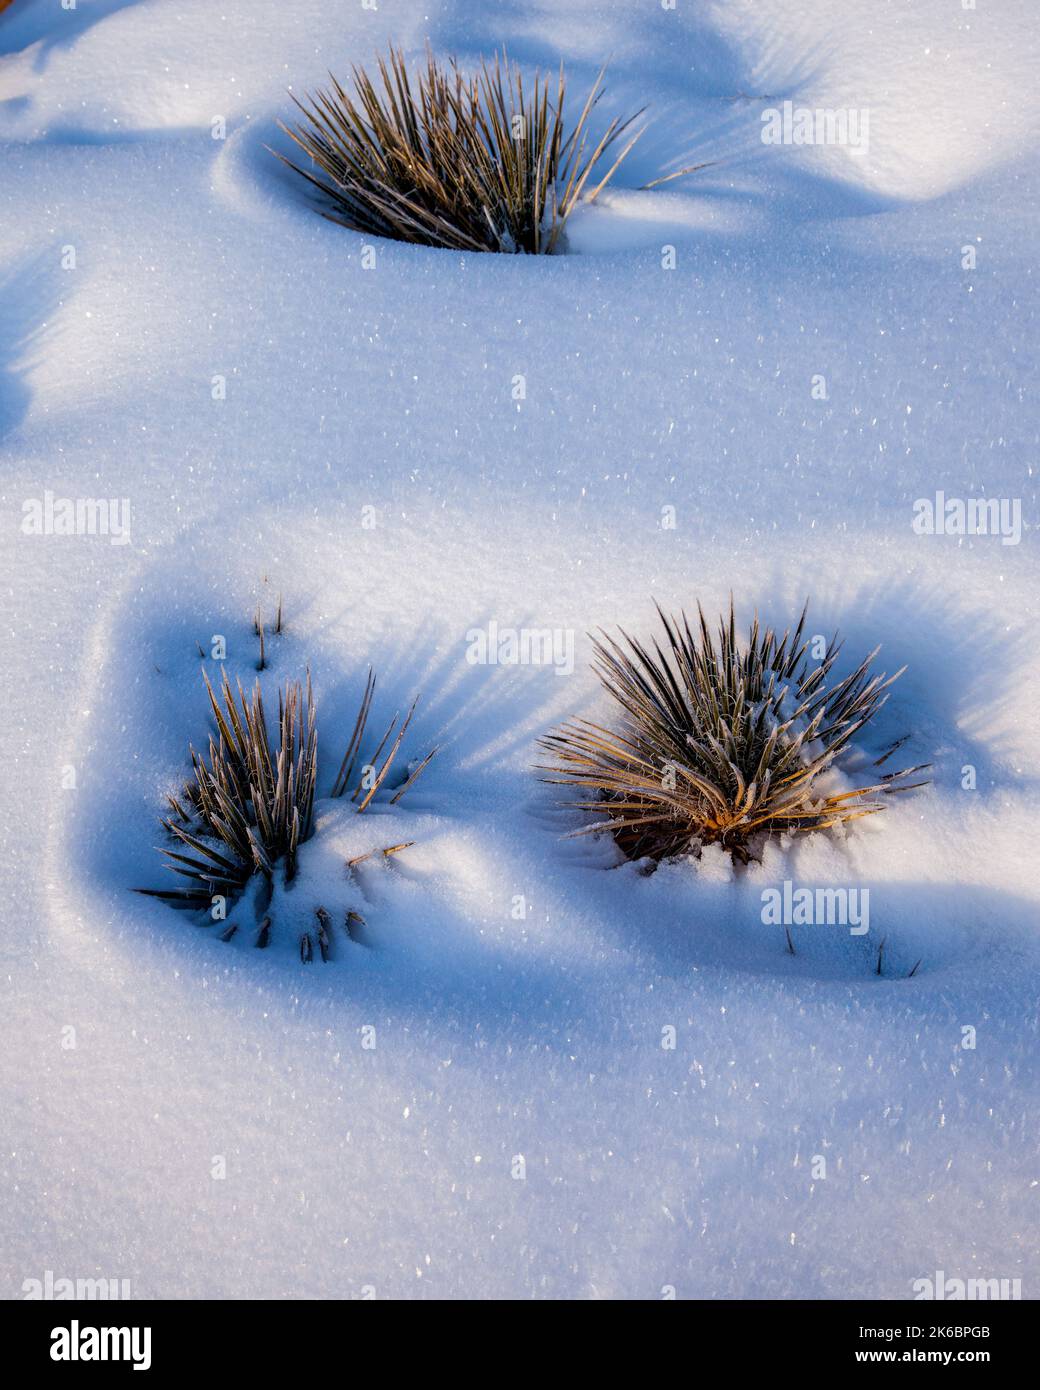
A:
[1,0,1038,1299]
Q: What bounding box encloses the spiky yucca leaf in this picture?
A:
[277,45,647,254]
[139,669,317,904]
[540,601,929,864]
[139,667,434,909]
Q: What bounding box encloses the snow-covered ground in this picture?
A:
[1,0,1037,1299]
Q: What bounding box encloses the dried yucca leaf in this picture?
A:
[137,666,436,944]
[277,44,648,254]
[540,601,929,865]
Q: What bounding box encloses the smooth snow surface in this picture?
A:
[1,0,1037,1299]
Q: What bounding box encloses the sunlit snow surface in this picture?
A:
[0,0,1037,1298]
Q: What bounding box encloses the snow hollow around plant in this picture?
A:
[1,0,1038,1299]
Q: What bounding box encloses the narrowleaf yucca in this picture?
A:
[277,45,647,253]
[541,602,929,865]
[139,667,434,910]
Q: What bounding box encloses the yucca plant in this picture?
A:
[138,666,435,957]
[140,670,318,903]
[277,44,648,253]
[540,601,928,865]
